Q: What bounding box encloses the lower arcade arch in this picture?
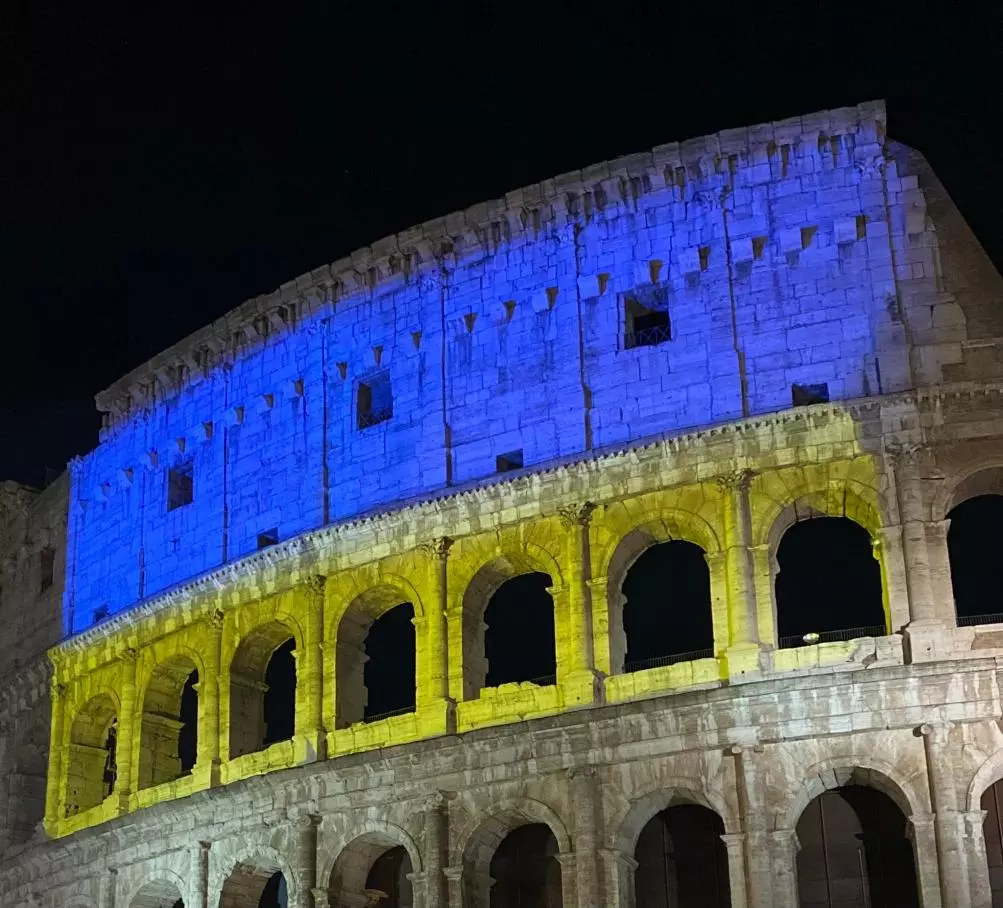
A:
[218,860,288,908]
[773,514,886,648]
[138,655,199,790]
[228,622,297,759]
[335,589,417,728]
[793,781,919,908]
[65,693,118,816]
[980,777,1003,905]
[129,878,185,908]
[326,828,421,907]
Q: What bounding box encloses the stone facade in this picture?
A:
[1,100,1003,907]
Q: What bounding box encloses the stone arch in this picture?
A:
[333,579,424,728]
[453,796,572,871]
[215,844,297,908]
[935,462,1003,520]
[137,653,200,790]
[226,617,300,759]
[780,759,923,833]
[610,780,739,855]
[126,872,187,908]
[602,513,721,675]
[65,691,119,816]
[323,821,423,903]
[458,548,564,700]
[966,749,1003,813]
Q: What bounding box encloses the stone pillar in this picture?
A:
[290,811,320,908]
[115,649,139,811]
[889,444,939,625]
[198,609,224,785]
[908,812,944,908]
[310,888,330,908]
[43,681,66,831]
[423,792,449,908]
[406,871,428,908]
[569,767,600,908]
[418,538,455,734]
[717,472,761,677]
[294,575,326,762]
[769,829,799,908]
[926,519,957,619]
[558,502,602,706]
[720,833,749,908]
[730,745,774,908]
[555,852,578,907]
[198,840,211,908]
[922,722,968,907]
[598,848,637,908]
[965,809,992,908]
[443,866,465,908]
[99,867,118,908]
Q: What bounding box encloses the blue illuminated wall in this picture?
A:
[63,101,1003,633]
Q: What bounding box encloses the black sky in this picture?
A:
[3,4,1003,486]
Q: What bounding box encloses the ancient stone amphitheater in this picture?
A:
[2,100,1003,908]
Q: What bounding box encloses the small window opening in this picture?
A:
[167,461,194,511]
[496,450,524,473]
[624,287,671,349]
[93,604,110,624]
[357,371,393,429]
[792,382,830,407]
[39,546,55,593]
[484,572,556,687]
[258,528,279,549]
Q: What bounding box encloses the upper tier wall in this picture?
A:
[64,101,1003,633]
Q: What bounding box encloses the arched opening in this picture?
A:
[948,494,1003,626]
[65,693,117,816]
[219,863,287,908]
[775,516,885,648]
[327,832,417,907]
[129,879,185,908]
[621,541,714,672]
[980,778,1003,905]
[489,823,562,908]
[138,656,199,790]
[482,573,555,689]
[634,804,730,907]
[336,594,416,729]
[795,786,918,908]
[228,622,296,759]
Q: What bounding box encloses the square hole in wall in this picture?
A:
[496,450,524,473]
[92,604,109,625]
[39,546,55,593]
[167,461,194,511]
[623,286,671,350]
[257,528,279,549]
[357,371,393,430]
[792,382,830,407]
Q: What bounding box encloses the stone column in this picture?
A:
[558,502,602,706]
[115,649,139,811]
[198,608,224,785]
[198,840,211,908]
[888,444,939,625]
[720,833,749,908]
[43,681,66,831]
[769,829,799,908]
[922,722,969,907]
[99,867,118,908]
[718,471,762,678]
[309,888,330,908]
[569,767,600,908]
[926,519,957,620]
[423,792,449,908]
[443,866,465,908]
[965,809,992,908]
[555,852,578,907]
[908,812,944,908]
[598,848,637,908]
[295,576,327,762]
[290,810,320,908]
[730,745,774,908]
[418,538,455,733]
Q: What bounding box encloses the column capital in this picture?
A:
[884,440,924,469]
[422,789,454,812]
[720,832,746,849]
[964,809,989,838]
[418,536,454,560]
[557,501,598,529]
[598,847,639,872]
[310,888,330,908]
[716,468,755,493]
[119,647,139,666]
[207,607,226,632]
[554,851,577,868]
[906,811,936,838]
[919,720,955,744]
[302,573,327,596]
[442,865,464,882]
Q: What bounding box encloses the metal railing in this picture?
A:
[958,613,1003,627]
[624,648,715,673]
[778,625,886,649]
[362,704,415,723]
[624,323,671,350]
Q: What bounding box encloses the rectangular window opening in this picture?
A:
[167,461,194,511]
[624,291,671,350]
[357,371,393,429]
[257,528,279,549]
[496,450,524,473]
[39,547,55,593]
[792,382,830,407]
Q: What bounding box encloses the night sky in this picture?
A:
[3,6,1003,486]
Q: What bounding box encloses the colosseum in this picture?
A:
[2,99,1003,908]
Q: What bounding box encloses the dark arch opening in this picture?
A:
[634,804,730,908]
[178,670,198,772]
[622,541,714,672]
[489,823,562,908]
[795,786,918,908]
[981,779,1003,905]
[363,845,414,907]
[775,517,884,648]
[484,572,556,687]
[65,695,117,816]
[263,640,296,746]
[139,659,199,791]
[257,872,287,908]
[363,603,416,722]
[948,494,1003,626]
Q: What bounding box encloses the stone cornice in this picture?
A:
[55,380,1003,661]
[93,101,887,431]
